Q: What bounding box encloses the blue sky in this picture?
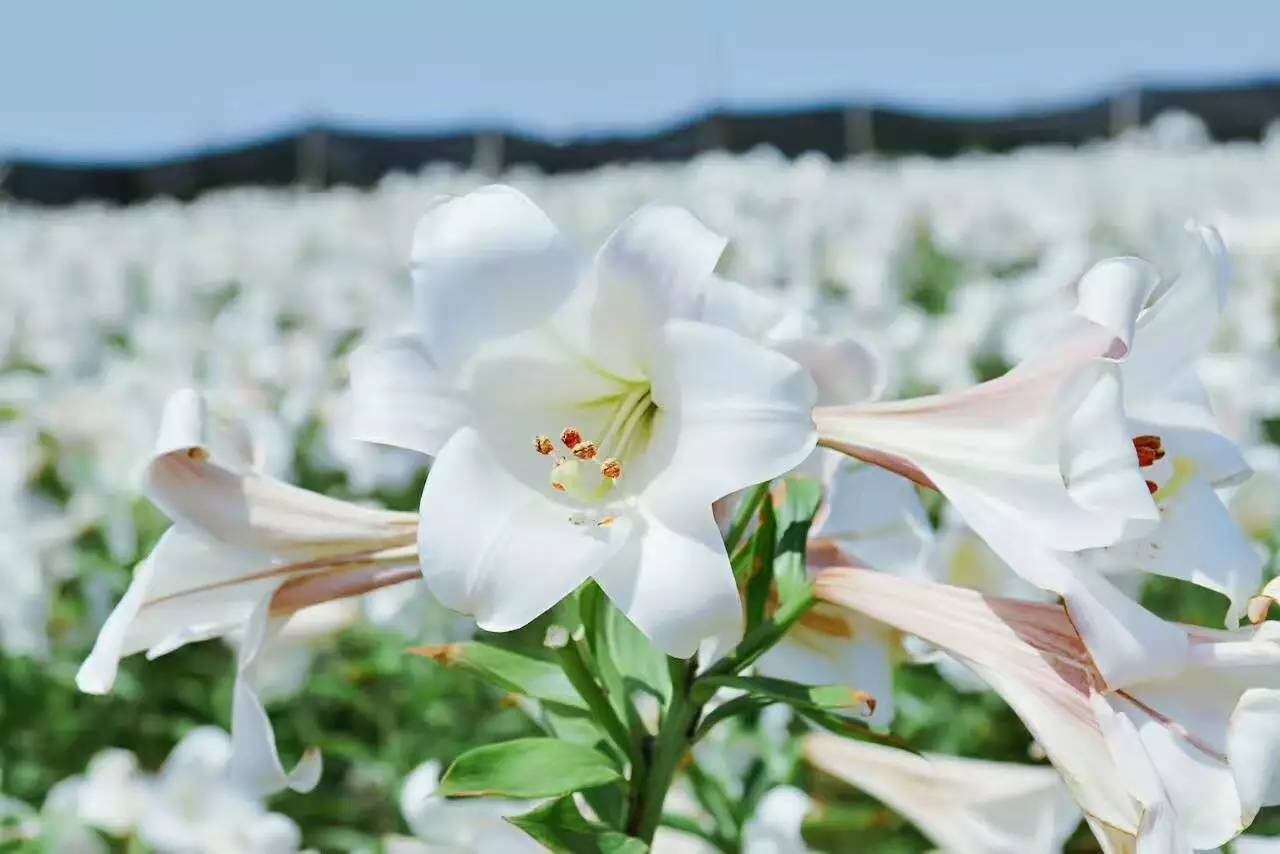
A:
[5,1,1278,161]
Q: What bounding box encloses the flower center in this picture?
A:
[531,384,656,513]
[1133,434,1165,494]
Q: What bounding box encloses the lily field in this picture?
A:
[4,113,1280,852]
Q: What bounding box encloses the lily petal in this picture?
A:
[76,527,273,694]
[411,185,580,377]
[417,427,631,632]
[645,319,817,507]
[589,203,727,375]
[1094,475,1261,627]
[227,596,322,795]
[348,334,469,456]
[813,565,1143,839]
[147,389,416,558]
[815,318,1156,555]
[805,734,1081,854]
[594,501,742,659]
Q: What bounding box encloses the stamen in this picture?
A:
[186,446,209,461]
[1133,435,1165,468]
[561,427,582,449]
[601,458,622,479]
[533,435,554,455]
[1145,480,1159,494]
[572,441,598,460]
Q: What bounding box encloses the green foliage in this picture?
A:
[508,797,649,853]
[439,738,622,799]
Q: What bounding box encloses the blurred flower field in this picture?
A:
[4,113,1280,851]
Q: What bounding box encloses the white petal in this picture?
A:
[417,427,630,632]
[816,319,1155,555]
[147,389,414,557]
[990,535,1189,688]
[411,185,581,376]
[644,320,817,506]
[1074,257,1160,359]
[348,334,469,456]
[813,460,932,577]
[1063,365,1159,535]
[805,735,1081,854]
[588,203,726,375]
[76,527,274,694]
[228,596,322,795]
[1229,688,1280,821]
[773,335,884,406]
[1095,477,1262,627]
[699,275,793,341]
[1109,691,1242,849]
[594,502,742,659]
[813,566,1143,836]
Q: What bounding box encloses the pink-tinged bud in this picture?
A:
[560,427,582,449]
[1248,595,1274,625]
[572,441,597,460]
[600,458,622,479]
[533,435,554,455]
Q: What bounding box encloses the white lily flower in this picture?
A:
[815,565,1280,852]
[804,733,1080,854]
[384,760,542,854]
[350,186,817,657]
[1075,224,1261,627]
[77,388,419,794]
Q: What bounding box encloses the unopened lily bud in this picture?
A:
[1248,595,1273,625]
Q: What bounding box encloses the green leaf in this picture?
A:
[699,674,875,714]
[603,603,671,705]
[723,481,771,555]
[409,642,586,711]
[439,738,623,799]
[744,497,777,631]
[508,796,648,853]
[773,477,823,602]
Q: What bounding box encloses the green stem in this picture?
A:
[557,639,643,773]
[629,657,699,842]
[625,586,818,844]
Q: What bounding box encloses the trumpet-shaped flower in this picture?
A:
[77,388,419,793]
[814,565,1280,852]
[350,186,817,656]
[1074,224,1260,627]
[804,734,1080,854]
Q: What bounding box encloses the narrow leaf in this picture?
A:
[439,738,623,799]
[409,642,586,711]
[773,477,823,602]
[700,674,876,715]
